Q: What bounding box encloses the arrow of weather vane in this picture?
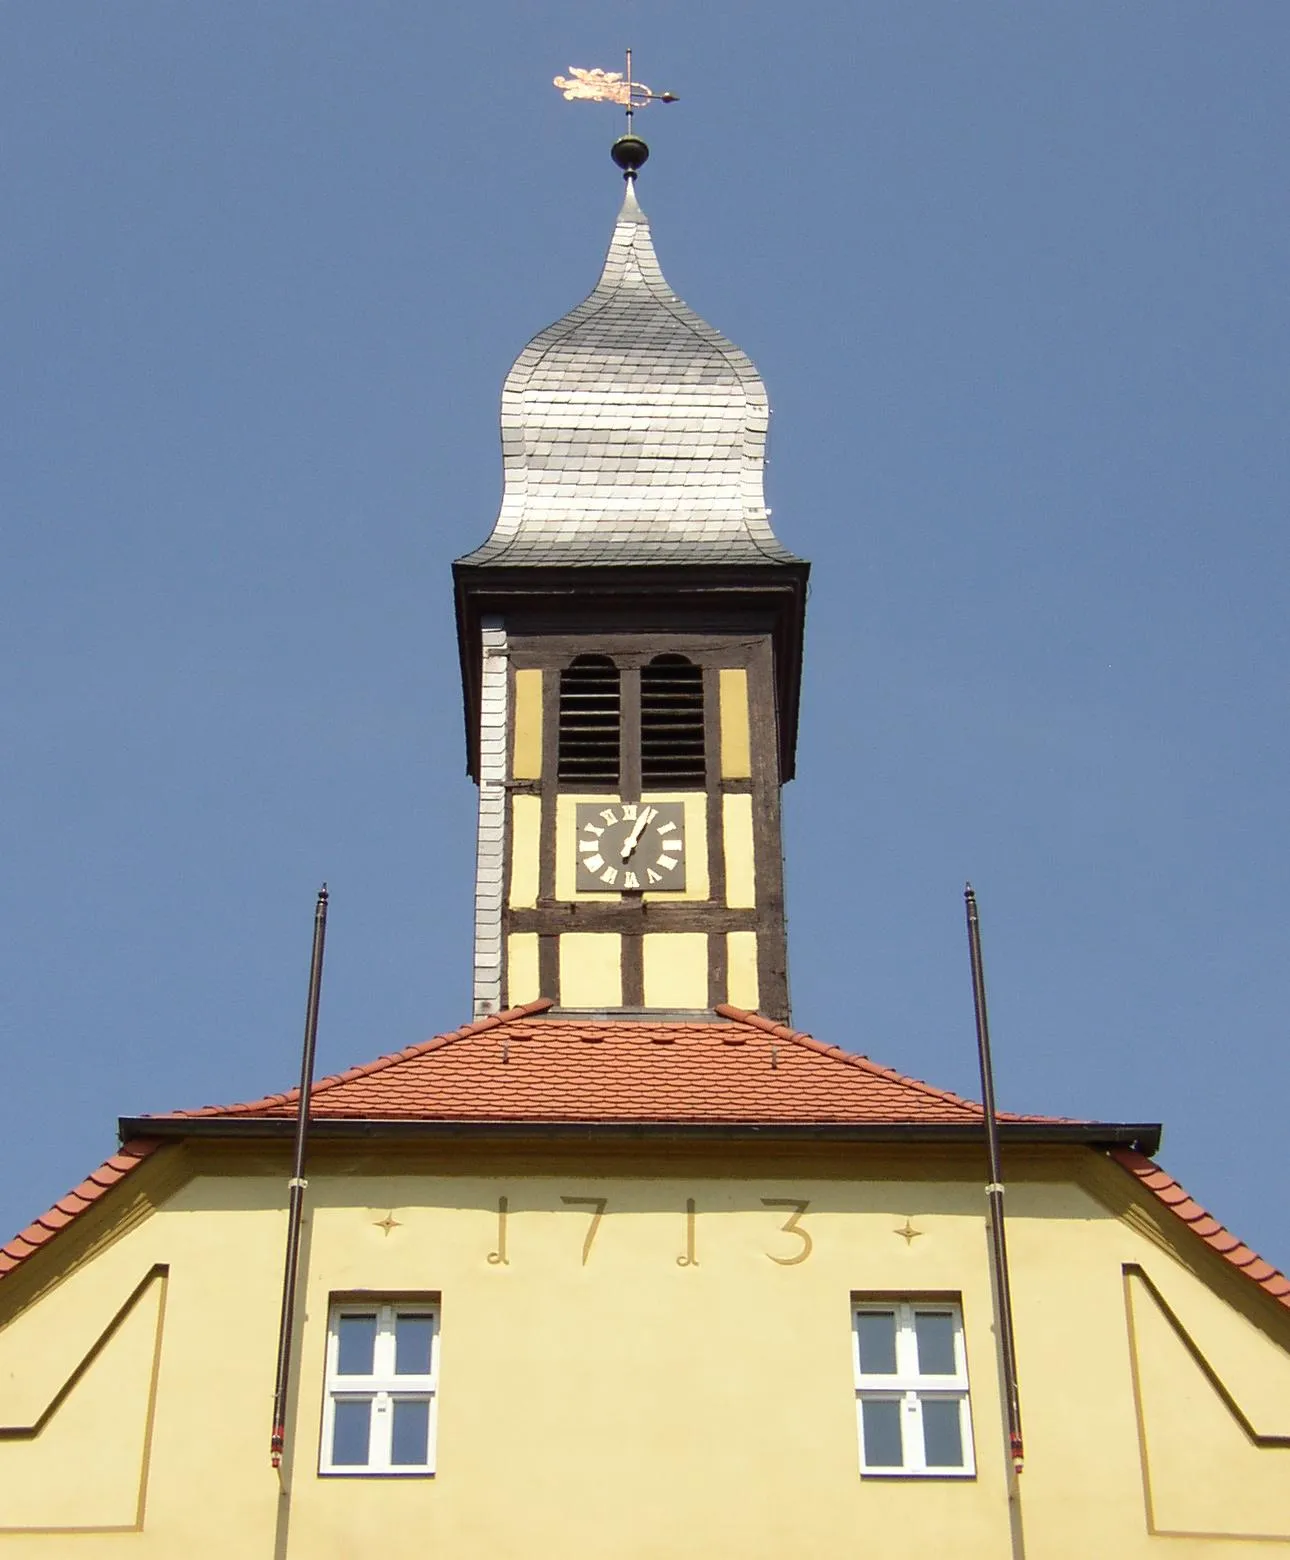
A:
[554,51,677,133]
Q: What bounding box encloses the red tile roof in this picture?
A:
[0,1138,160,1281]
[159,1001,1056,1127]
[3,1010,1283,1323]
[1111,1148,1290,1311]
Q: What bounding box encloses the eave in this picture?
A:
[119,1115,1161,1155]
[453,559,809,783]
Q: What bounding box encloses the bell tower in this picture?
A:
[454,140,808,1023]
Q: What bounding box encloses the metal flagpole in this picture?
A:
[964,882,1025,1477]
[270,884,329,1470]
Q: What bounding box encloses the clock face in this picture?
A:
[575,802,687,892]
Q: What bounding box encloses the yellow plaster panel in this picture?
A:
[726,931,760,1010]
[0,1248,162,1421]
[0,1268,165,1531]
[288,1174,1012,1560]
[643,932,709,1009]
[559,932,622,1008]
[1127,1268,1290,1538]
[507,932,540,1005]
[723,792,756,908]
[509,793,541,908]
[1129,1245,1290,1433]
[719,667,751,778]
[512,668,543,779]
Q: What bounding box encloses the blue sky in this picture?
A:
[3,4,1288,1268]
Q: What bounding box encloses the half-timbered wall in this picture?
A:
[497,632,790,1021]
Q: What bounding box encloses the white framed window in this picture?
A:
[320,1300,439,1475]
[852,1299,974,1477]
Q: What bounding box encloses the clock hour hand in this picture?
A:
[620,808,654,860]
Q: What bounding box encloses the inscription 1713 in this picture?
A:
[485,1195,820,1267]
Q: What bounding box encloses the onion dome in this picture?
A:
[459,180,798,567]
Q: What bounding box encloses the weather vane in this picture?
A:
[554,49,677,177]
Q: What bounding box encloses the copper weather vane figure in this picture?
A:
[554,49,676,121]
[553,63,677,110]
[553,50,677,178]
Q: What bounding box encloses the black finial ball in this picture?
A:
[611,135,650,177]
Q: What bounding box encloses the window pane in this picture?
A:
[394,1314,434,1376]
[861,1398,903,1468]
[336,1314,377,1376]
[331,1399,372,1466]
[921,1398,965,1468]
[856,1311,898,1375]
[391,1398,431,1466]
[914,1312,956,1376]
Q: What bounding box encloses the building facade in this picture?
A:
[2,141,1289,1558]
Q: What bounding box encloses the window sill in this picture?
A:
[860,1469,976,1481]
[318,1468,437,1479]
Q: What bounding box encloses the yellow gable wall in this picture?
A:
[1,1142,1288,1558]
[0,1151,287,1548]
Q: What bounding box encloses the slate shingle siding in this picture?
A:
[459,183,800,569]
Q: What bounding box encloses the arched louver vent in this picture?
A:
[641,655,705,788]
[558,656,621,783]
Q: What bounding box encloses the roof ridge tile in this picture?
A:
[0,1138,161,1283]
[1111,1148,1290,1312]
[714,1004,984,1115]
[162,998,554,1120]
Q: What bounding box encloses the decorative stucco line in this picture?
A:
[460,181,800,569]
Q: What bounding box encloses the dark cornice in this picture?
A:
[452,559,809,783]
[119,1116,1161,1156]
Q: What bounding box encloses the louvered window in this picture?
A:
[558,655,621,783]
[641,654,706,787]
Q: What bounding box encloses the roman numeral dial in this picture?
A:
[575,802,687,892]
